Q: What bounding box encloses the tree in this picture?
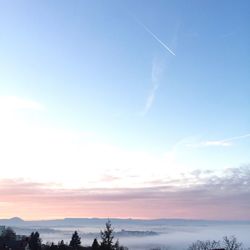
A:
[114,240,120,250]
[99,221,127,250]
[187,240,220,250]
[223,236,243,250]
[115,240,125,250]
[0,227,16,249]
[188,236,243,250]
[50,242,58,250]
[92,238,100,250]
[29,231,42,250]
[58,240,68,250]
[100,220,114,250]
[69,231,81,249]
[1,227,16,243]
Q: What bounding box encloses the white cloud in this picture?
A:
[3,97,247,191]
[201,140,232,147]
[187,133,250,148]
[143,84,158,115]
[0,96,44,112]
[141,59,164,116]
[0,99,186,189]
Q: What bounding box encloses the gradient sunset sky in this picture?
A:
[0,0,250,220]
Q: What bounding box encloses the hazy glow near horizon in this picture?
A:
[0,0,249,220]
[0,96,186,188]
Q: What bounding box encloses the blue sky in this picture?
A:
[0,1,249,219]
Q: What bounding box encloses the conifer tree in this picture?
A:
[92,238,100,250]
[29,231,42,250]
[69,231,81,250]
[100,220,114,250]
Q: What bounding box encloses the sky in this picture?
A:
[0,0,250,220]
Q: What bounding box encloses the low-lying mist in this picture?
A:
[13,221,250,250]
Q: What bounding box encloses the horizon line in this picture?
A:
[1,216,250,223]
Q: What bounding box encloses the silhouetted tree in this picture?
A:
[69,231,81,250]
[100,220,114,250]
[1,227,16,242]
[223,236,243,250]
[114,239,127,250]
[114,240,121,250]
[0,227,16,249]
[58,240,68,250]
[50,242,58,250]
[29,231,42,250]
[188,236,244,250]
[188,240,220,250]
[92,238,100,250]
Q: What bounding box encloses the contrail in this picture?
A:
[140,22,176,56]
[187,133,250,148]
[215,133,250,144]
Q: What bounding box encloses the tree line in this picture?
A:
[0,220,127,250]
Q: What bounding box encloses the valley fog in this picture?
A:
[14,222,250,250]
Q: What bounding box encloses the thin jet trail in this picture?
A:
[127,12,176,56]
[140,22,176,56]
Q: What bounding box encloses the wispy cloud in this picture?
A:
[142,59,164,116]
[187,133,250,148]
[142,83,158,116]
[132,18,175,115]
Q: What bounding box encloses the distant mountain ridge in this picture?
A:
[0,217,249,228]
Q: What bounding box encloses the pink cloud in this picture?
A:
[0,167,250,220]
